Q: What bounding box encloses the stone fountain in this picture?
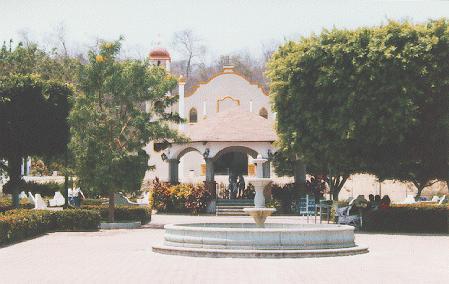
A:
[243,155,275,227]
[153,155,368,258]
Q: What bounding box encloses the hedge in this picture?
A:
[81,205,151,225]
[0,197,33,213]
[0,209,100,246]
[20,181,64,197]
[363,204,449,233]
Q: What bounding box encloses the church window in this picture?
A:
[259,107,268,119]
[189,108,198,123]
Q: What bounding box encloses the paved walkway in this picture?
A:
[0,214,448,284]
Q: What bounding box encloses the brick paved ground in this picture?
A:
[0,214,448,284]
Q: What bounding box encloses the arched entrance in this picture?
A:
[212,146,258,177]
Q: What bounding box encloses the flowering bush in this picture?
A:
[185,184,211,213]
[151,178,172,212]
[151,179,212,213]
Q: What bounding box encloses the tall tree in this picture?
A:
[358,20,449,197]
[267,20,449,199]
[70,39,181,222]
[0,75,72,207]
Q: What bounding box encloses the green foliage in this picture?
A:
[363,204,449,233]
[0,209,100,245]
[0,74,73,207]
[51,209,101,231]
[0,41,80,82]
[267,19,449,198]
[81,205,151,225]
[82,198,106,206]
[242,183,255,199]
[19,181,64,197]
[271,183,297,214]
[0,197,33,213]
[69,39,180,206]
[151,179,211,213]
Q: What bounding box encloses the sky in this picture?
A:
[1,0,449,61]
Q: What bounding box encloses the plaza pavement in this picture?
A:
[0,214,448,284]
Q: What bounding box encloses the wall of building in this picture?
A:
[184,70,271,122]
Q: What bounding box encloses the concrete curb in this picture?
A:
[100,222,141,230]
[152,244,369,258]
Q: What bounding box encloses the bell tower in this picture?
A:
[149,46,171,72]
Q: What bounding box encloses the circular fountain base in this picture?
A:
[152,223,368,258]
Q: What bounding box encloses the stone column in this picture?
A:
[262,161,270,178]
[178,76,186,132]
[204,158,216,198]
[168,159,180,184]
[256,160,264,178]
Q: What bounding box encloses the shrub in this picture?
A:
[242,183,255,199]
[271,183,297,214]
[0,209,100,246]
[82,198,105,206]
[151,179,172,212]
[185,184,211,214]
[0,210,53,245]
[363,204,449,233]
[151,179,212,213]
[81,205,151,225]
[52,209,101,231]
[0,197,33,213]
[21,181,64,197]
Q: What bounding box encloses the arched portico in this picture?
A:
[161,109,278,199]
[164,141,274,191]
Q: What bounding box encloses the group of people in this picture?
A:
[349,194,391,213]
[228,173,245,199]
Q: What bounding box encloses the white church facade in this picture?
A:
[144,47,281,194]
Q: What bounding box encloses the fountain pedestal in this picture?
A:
[243,177,276,227]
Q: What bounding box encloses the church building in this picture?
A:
[144,47,283,193]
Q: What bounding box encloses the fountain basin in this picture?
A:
[243,208,276,227]
[152,223,368,258]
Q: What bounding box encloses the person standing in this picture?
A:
[68,185,85,207]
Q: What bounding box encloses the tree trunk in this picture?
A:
[63,150,69,208]
[8,155,22,208]
[332,190,340,201]
[108,192,115,223]
[416,185,425,199]
[293,160,306,196]
[330,175,348,202]
[64,175,69,208]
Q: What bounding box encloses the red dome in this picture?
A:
[149,47,171,60]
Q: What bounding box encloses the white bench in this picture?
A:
[136,192,150,205]
[49,191,65,207]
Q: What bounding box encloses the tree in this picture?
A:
[172,29,206,80]
[69,39,181,222]
[357,20,449,197]
[267,20,449,199]
[0,75,72,207]
[1,41,80,206]
[267,29,369,200]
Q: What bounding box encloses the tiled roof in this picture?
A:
[184,108,277,142]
